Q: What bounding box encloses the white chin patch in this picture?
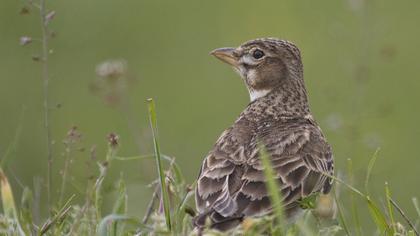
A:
[232,65,270,102]
[246,69,271,101]
[249,89,271,102]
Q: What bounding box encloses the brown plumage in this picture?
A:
[194,38,334,231]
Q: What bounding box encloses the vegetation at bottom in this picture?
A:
[0,99,419,236]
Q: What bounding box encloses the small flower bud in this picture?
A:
[96,60,127,79]
[20,36,32,46]
[20,6,30,15]
[32,55,41,61]
[107,133,119,148]
[45,11,56,24]
[49,31,57,38]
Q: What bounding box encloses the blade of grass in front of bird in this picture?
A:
[385,182,396,234]
[259,142,284,235]
[147,98,172,232]
[347,158,362,236]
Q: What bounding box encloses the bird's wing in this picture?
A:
[238,119,334,217]
[195,117,333,223]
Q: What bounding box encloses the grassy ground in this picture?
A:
[0,99,419,235]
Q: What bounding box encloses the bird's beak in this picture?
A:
[210,47,239,67]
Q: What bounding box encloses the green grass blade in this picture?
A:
[259,143,284,235]
[390,198,420,236]
[412,197,420,218]
[366,196,388,233]
[147,98,172,231]
[408,230,417,236]
[174,188,194,233]
[365,148,380,195]
[94,161,108,220]
[114,154,176,163]
[113,174,127,214]
[113,155,155,161]
[20,187,34,234]
[385,182,396,234]
[321,172,365,198]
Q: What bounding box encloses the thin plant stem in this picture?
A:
[58,147,72,207]
[142,184,160,224]
[147,98,172,231]
[68,187,91,236]
[385,182,396,234]
[39,0,53,211]
[390,198,420,236]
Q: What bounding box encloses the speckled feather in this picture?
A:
[194,38,334,231]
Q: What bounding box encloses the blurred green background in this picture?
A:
[1,0,420,232]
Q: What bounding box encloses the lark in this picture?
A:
[194,38,334,231]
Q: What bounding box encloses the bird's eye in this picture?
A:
[252,49,264,59]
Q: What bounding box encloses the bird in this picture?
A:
[193,38,334,231]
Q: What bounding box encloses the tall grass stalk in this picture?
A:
[147,98,172,232]
[365,148,380,195]
[390,198,420,236]
[385,182,396,234]
[58,145,72,207]
[412,198,420,218]
[39,0,53,210]
[93,137,118,221]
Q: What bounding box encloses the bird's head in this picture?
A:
[211,38,304,101]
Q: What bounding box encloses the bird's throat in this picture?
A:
[248,88,271,102]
